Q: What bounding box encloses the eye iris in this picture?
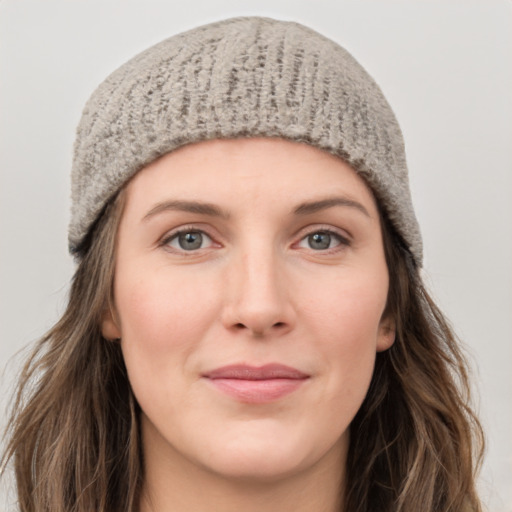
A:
[308,232,331,250]
[178,232,203,250]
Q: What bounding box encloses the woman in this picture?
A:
[1,16,483,512]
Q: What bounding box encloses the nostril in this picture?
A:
[232,321,286,332]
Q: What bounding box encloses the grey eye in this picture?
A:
[298,230,345,251]
[166,231,213,251]
[178,232,203,250]
[307,232,333,250]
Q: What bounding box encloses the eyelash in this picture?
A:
[295,227,351,253]
[159,225,351,254]
[160,226,217,253]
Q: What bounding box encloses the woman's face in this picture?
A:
[102,138,394,484]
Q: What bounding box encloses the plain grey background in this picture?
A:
[1,1,511,511]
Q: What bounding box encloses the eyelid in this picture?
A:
[156,223,351,254]
[292,224,352,251]
[158,224,222,252]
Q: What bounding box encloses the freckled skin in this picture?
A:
[102,138,395,511]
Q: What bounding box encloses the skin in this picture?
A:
[102,138,395,512]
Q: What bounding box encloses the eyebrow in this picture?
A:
[142,200,230,221]
[293,197,371,217]
[142,195,371,222]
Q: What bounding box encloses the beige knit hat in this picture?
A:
[69,16,422,265]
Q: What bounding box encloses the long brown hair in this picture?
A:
[1,191,142,511]
[345,209,484,512]
[1,187,483,512]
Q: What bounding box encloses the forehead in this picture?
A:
[124,137,379,214]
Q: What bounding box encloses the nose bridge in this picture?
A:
[242,244,280,304]
[223,236,292,335]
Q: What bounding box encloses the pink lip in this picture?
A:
[203,364,310,403]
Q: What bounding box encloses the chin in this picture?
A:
[194,423,347,484]
[203,448,308,483]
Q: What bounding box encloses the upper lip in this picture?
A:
[203,364,310,380]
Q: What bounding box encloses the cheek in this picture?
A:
[118,268,214,336]
[114,269,219,389]
[301,271,388,399]
[303,269,388,345]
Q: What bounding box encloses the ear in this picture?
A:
[376,315,396,352]
[101,306,121,341]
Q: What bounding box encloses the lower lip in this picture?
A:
[206,378,307,403]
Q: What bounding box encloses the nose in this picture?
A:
[221,246,296,338]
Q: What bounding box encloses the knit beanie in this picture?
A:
[69,16,422,265]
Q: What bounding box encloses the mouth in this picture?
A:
[202,363,310,403]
